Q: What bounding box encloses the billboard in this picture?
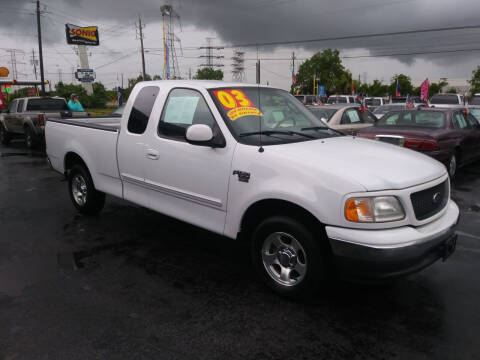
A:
[75,69,96,82]
[65,24,99,46]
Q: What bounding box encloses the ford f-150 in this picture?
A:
[45,81,459,297]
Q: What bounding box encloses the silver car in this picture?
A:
[308,104,376,135]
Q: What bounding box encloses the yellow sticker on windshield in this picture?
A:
[227,106,263,121]
[213,89,263,121]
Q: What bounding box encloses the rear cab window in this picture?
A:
[26,98,68,111]
[127,86,160,134]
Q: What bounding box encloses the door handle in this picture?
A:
[146,149,160,160]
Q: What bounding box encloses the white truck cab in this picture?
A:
[46,81,459,297]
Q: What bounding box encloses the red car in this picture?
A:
[357,108,480,178]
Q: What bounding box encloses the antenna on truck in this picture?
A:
[257,44,264,153]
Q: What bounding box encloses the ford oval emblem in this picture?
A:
[432,192,442,204]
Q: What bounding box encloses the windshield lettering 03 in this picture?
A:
[209,87,339,145]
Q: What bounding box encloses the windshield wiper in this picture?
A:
[300,126,330,131]
[240,130,315,139]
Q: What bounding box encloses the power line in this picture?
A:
[227,24,480,48]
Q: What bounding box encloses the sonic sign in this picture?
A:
[65,24,99,46]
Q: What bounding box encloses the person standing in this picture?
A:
[67,94,84,112]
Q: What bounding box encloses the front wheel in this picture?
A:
[68,164,105,215]
[251,216,328,298]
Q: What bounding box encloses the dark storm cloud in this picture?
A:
[2,0,480,65]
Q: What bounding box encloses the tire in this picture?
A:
[251,216,328,298]
[24,126,36,149]
[68,164,105,215]
[448,153,457,179]
[0,124,11,145]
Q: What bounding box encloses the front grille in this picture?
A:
[410,180,449,221]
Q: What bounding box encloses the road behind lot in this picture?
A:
[0,140,479,360]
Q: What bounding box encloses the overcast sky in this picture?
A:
[1,0,480,90]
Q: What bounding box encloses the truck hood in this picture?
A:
[268,136,446,191]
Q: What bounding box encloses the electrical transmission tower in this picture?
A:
[199,38,224,68]
[6,49,26,79]
[161,4,183,79]
[231,50,245,82]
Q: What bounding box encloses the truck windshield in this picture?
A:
[366,98,381,106]
[209,87,339,146]
[26,98,68,111]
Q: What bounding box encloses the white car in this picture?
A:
[45,81,459,297]
[327,95,356,104]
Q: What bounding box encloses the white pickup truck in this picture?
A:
[46,81,459,297]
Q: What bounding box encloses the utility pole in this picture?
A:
[36,0,46,95]
[136,15,146,80]
[121,73,124,88]
[291,51,296,90]
[256,60,261,84]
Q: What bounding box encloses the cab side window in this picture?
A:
[158,88,218,141]
[17,99,24,113]
[127,86,160,135]
[453,112,469,129]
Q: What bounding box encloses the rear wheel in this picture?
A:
[251,216,328,298]
[24,127,36,149]
[0,124,11,145]
[68,164,105,215]
[448,154,457,179]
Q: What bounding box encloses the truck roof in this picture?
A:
[137,80,271,90]
[15,96,65,101]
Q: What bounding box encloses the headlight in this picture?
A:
[345,196,405,223]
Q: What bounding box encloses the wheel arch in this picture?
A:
[64,151,90,177]
[238,198,329,247]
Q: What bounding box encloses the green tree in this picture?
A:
[469,66,480,96]
[54,81,109,108]
[389,74,414,96]
[429,80,448,96]
[193,67,223,80]
[446,87,457,94]
[293,49,350,95]
[367,80,389,96]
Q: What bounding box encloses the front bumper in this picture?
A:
[326,200,459,281]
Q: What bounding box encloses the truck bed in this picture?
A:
[47,116,121,131]
[46,116,123,199]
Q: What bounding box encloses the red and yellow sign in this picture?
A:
[0,67,9,77]
[213,89,262,121]
[65,24,99,46]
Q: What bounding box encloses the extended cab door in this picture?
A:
[142,87,234,235]
[117,85,161,208]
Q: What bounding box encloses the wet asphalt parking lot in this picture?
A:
[0,139,479,360]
